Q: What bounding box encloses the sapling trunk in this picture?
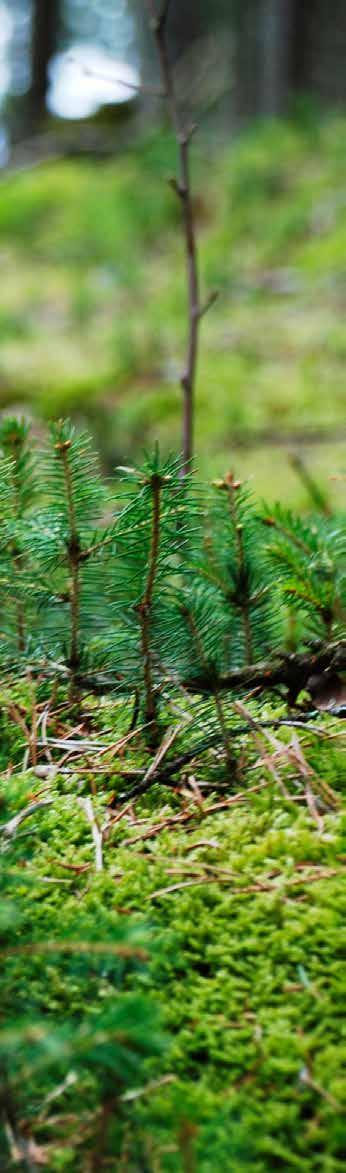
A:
[51,436,111,702]
[145,0,217,475]
[181,602,235,773]
[55,437,82,699]
[227,477,253,665]
[138,471,162,740]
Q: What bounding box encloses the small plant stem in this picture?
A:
[90,1093,120,1172]
[138,473,162,736]
[128,687,140,732]
[183,604,234,770]
[10,461,26,652]
[290,453,331,516]
[213,690,235,773]
[146,1,216,474]
[13,563,25,653]
[58,440,81,697]
[227,482,253,664]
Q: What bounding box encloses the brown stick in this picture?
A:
[182,640,346,701]
[182,602,234,768]
[145,0,216,474]
[60,442,81,683]
[138,472,162,732]
[226,476,253,664]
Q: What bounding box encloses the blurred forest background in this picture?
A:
[0,0,346,503]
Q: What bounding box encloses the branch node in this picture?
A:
[168,175,184,200]
[198,290,219,320]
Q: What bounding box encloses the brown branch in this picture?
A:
[145,0,217,473]
[138,473,162,734]
[226,475,253,664]
[182,640,346,701]
[55,439,81,690]
[182,602,234,769]
[148,866,341,901]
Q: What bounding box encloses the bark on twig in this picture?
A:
[138,472,162,734]
[145,0,216,473]
[182,640,346,702]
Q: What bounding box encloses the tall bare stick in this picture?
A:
[145,0,217,474]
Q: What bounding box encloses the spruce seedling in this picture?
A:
[33,420,113,698]
[108,451,193,742]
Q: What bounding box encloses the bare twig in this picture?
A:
[0,798,53,841]
[122,781,270,845]
[290,453,331,516]
[148,866,341,901]
[33,641,345,707]
[119,703,338,799]
[68,56,163,97]
[182,640,346,700]
[145,0,217,472]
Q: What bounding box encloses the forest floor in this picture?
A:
[0,112,345,1169]
[1,688,345,1170]
[0,114,346,503]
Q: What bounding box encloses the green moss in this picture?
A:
[0,701,345,1169]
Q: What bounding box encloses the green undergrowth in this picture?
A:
[1,688,345,1170]
[1,115,346,502]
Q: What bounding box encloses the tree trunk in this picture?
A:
[29,0,60,125]
[257,0,294,116]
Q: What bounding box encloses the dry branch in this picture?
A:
[148,865,341,901]
[145,0,217,472]
[182,640,346,701]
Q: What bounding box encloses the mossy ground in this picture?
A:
[1,689,345,1170]
[0,115,345,504]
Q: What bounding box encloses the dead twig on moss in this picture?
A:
[148,865,341,901]
[0,798,54,842]
[121,781,270,846]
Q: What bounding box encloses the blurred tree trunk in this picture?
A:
[291,0,314,92]
[235,0,298,121]
[28,0,60,125]
[234,0,259,123]
[165,0,204,64]
[258,0,294,115]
